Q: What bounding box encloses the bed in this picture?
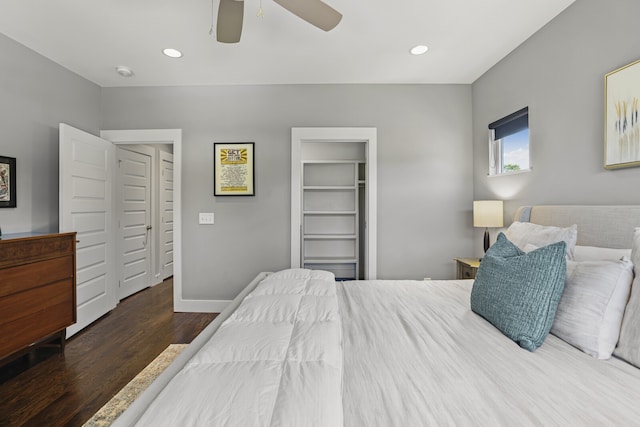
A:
[112,205,640,426]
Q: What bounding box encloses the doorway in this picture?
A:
[60,126,184,337]
[290,127,378,279]
[100,130,184,309]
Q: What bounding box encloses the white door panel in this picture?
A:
[117,147,152,299]
[76,275,108,304]
[123,234,145,252]
[59,123,116,337]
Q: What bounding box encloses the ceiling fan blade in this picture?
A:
[217,0,244,43]
[272,0,342,32]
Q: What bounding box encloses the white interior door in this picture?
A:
[59,123,117,337]
[117,146,153,299]
[159,151,174,280]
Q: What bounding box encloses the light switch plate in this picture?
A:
[199,212,214,225]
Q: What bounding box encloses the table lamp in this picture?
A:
[473,200,504,252]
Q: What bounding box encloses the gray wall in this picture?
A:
[0,33,101,234]
[101,84,473,300]
[472,0,640,237]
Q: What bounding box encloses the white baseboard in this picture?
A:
[174,298,231,313]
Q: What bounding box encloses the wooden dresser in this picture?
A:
[0,232,77,364]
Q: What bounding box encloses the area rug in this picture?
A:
[83,344,188,427]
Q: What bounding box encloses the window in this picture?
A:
[488,107,529,176]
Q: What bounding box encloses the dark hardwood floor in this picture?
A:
[0,278,218,427]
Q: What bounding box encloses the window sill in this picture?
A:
[488,168,532,178]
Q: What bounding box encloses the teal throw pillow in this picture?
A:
[470,233,567,351]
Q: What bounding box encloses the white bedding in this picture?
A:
[122,272,640,426]
[132,269,343,426]
[339,279,640,426]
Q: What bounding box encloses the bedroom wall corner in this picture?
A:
[472,0,640,228]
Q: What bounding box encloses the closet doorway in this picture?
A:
[290,127,377,280]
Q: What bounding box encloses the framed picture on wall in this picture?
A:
[605,58,640,169]
[213,142,255,196]
[0,156,16,208]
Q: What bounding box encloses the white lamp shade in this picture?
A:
[473,200,504,228]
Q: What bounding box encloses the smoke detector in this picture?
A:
[116,66,134,77]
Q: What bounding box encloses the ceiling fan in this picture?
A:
[216,0,342,43]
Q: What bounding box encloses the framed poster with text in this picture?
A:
[213,142,255,196]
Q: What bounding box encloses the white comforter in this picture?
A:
[338,279,640,426]
[129,271,640,426]
[134,269,343,426]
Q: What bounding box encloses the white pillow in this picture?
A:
[550,258,633,359]
[573,245,632,262]
[614,228,640,367]
[505,221,577,260]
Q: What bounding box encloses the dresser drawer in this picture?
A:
[0,255,74,298]
[0,234,74,269]
[0,279,75,357]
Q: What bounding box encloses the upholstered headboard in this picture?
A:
[514,205,640,249]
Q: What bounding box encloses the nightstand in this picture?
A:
[454,258,481,280]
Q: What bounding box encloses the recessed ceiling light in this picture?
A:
[410,45,429,55]
[115,66,134,77]
[163,48,183,58]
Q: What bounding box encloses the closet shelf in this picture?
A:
[302,186,356,190]
[303,257,357,264]
[303,234,357,240]
[303,210,356,215]
[302,160,361,164]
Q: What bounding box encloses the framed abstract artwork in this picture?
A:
[0,156,16,208]
[605,59,640,169]
[213,142,255,196]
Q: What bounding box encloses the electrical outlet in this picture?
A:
[199,212,214,225]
